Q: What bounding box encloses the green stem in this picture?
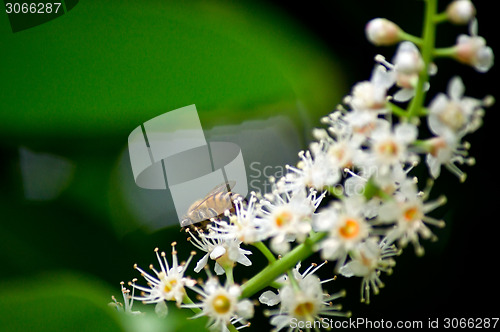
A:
[226,323,239,332]
[252,241,277,263]
[388,101,408,118]
[433,11,449,24]
[433,46,457,58]
[182,294,202,314]
[240,232,327,299]
[225,265,234,284]
[399,30,423,46]
[407,0,437,119]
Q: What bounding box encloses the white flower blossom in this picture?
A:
[283,146,342,192]
[339,238,399,304]
[455,19,494,72]
[182,278,253,331]
[209,193,263,244]
[376,42,426,102]
[362,121,418,176]
[188,229,252,275]
[428,76,484,138]
[258,188,324,254]
[377,181,446,255]
[266,274,349,331]
[347,65,395,113]
[131,244,196,317]
[314,196,371,269]
[109,281,142,316]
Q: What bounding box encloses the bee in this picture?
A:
[180,181,244,232]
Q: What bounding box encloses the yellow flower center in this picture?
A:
[377,139,399,157]
[293,301,316,318]
[163,279,177,293]
[403,206,420,222]
[274,211,293,228]
[212,294,232,314]
[440,101,465,131]
[339,218,360,239]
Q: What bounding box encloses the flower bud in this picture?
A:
[455,35,494,73]
[365,18,401,46]
[446,0,476,25]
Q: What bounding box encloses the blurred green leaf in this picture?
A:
[0,0,345,138]
[0,271,208,332]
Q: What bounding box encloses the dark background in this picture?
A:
[1,1,498,331]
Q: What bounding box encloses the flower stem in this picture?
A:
[240,232,327,299]
[252,241,277,263]
[182,294,202,314]
[399,30,423,46]
[407,0,438,118]
[225,265,235,284]
[433,46,457,58]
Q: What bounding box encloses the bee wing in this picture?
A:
[206,180,236,196]
[185,181,236,215]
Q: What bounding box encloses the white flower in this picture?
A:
[339,238,399,304]
[109,281,142,316]
[427,76,484,138]
[283,146,342,192]
[378,181,446,255]
[455,19,494,72]
[131,244,196,317]
[376,42,426,102]
[363,121,418,176]
[258,188,324,254]
[188,229,252,275]
[314,196,371,269]
[365,18,401,46]
[259,261,334,306]
[347,65,395,113]
[424,135,474,181]
[266,274,349,331]
[182,278,253,331]
[210,193,263,244]
[446,0,476,25]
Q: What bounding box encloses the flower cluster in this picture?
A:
[113,1,494,330]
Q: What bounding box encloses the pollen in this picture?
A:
[212,294,232,314]
[377,139,399,156]
[274,211,293,228]
[403,206,421,222]
[293,301,316,318]
[339,218,361,239]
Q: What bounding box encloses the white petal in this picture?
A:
[448,76,464,100]
[237,299,255,319]
[214,262,225,275]
[395,123,418,143]
[155,301,168,318]
[210,245,226,260]
[259,290,281,306]
[236,253,252,266]
[339,262,355,278]
[393,88,415,102]
[194,253,209,273]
